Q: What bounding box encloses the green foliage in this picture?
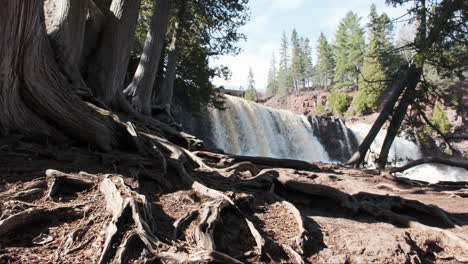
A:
[244,68,257,101]
[266,53,278,96]
[277,31,293,97]
[132,0,250,111]
[328,90,350,115]
[314,33,335,89]
[367,4,403,79]
[334,11,365,87]
[353,55,387,115]
[430,104,452,135]
[315,104,326,115]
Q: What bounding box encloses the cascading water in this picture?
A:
[192,95,467,183]
[350,123,468,183]
[205,95,357,163]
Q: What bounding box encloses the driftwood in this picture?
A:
[387,156,468,173]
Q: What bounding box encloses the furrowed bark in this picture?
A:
[347,65,421,167]
[124,0,172,115]
[82,0,106,60]
[0,0,122,151]
[153,1,186,117]
[45,0,91,97]
[85,0,141,109]
[154,33,178,116]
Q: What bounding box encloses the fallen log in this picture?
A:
[387,157,468,173]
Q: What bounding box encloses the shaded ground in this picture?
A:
[0,139,467,263]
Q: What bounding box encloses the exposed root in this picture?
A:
[193,199,230,250]
[98,175,162,263]
[46,169,96,198]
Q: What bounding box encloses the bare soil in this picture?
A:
[0,138,467,263]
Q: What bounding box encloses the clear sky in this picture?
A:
[211,0,413,92]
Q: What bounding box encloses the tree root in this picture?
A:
[46,169,96,198]
[98,175,160,264]
[194,151,319,171]
[0,206,84,237]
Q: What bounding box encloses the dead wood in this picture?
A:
[387,156,468,173]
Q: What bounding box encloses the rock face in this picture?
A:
[263,90,330,116]
[308,115,359,162]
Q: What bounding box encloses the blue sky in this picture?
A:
[211,0,413,91]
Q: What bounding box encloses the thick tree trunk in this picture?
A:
[124,0,172,115]
[0,0,121,151]
[347,65,421,167]
[376,89,412,169]
[85,0,141,109]
[82,0,106,61]
[154,19,182,117]
[45,0,92,97]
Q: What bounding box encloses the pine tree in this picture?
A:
[290,29,302,93]
[277,31,292,97]
[302,37,313,88]
[367,4,402,78]
[266,53,278,96]
[244,68,257,101]
[430,103,452,135]
[334,11,365,89]
[314,33,335,90]
[352,4,401,115]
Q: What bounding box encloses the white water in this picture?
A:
[208,95,331,162]
[206,95,468,183]
[350,123,468,183]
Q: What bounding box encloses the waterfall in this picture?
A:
[206,95,356,163]
[197,95,467,183]
[350,123,468,183]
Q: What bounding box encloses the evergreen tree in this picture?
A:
[314,33,335,90]
[277,31,293,97]
[244,68,257,101]
[352,4,393,115]
[367,4,402,78]
[430,104,452,135]
[266,53,278,96]
[302,37,314,88]
[334,11,365,88]
[290,29,302,93]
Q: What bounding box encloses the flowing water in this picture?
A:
[201,95,468,183]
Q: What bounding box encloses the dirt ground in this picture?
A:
[0,138,467,263]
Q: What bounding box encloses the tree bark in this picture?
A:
[85,0,141,109]
[347,65,421,167]
[387,156,468,173]
[124,0,172,115]
[376,89,412,169]
[0,0,121,151]
[154,16,183,117]
[45,0,91,97]
[82,0,106,61]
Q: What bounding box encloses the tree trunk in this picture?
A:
[154,13,184,117]
[387,156,468,173]
[85,0,141,109]
[82,0,106,61]
[375,80,419,169]
[347,65,421,167]
[45,0,91,97]
[124,0,172,115]
[0,0,121,151]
